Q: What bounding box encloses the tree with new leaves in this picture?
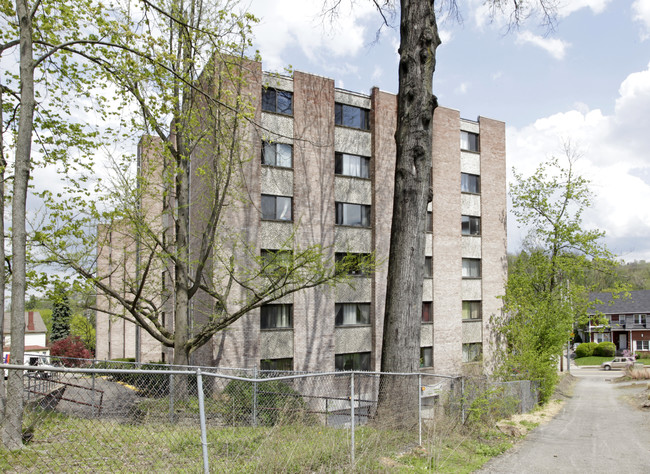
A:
[494,145,620,402]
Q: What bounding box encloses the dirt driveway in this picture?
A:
[476,368,650,473]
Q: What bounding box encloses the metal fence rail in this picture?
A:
[0,361,538,472]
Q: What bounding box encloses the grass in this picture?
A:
[574,356,650,366]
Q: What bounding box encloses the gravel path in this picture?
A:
[476,369,650,473]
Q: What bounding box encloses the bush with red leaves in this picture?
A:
[50,336,93,367]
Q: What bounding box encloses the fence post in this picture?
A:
[91,360,97,416]
[350,372,355,465]
[196,369,210,474]
[252,365,258,427]
[460,377,465,423]
[418,373,422,446]
[169,372,175,423]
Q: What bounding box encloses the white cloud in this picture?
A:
[439,29,453,44]
[507,63,650,260]
[515,31,569,59]
[454,82,469,95]
[557,0,612,18]
[632,0,650,40]
[249,0,376,71]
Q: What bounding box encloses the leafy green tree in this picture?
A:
[494,146,620,402]
[50,287,71,342]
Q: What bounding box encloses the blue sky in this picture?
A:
[247,0,650,262]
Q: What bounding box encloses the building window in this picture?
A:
[262,87,292,115]
[424,256,433,278]
[461,173,480,194]
[261,194,292,221]
[335,352,371,371]
[422,302,432,323]
[462,301,482,320]
[335,152,370,178]
[462,343,482,363]
[426,211,433,232]
[335,202,371,227]
[335,303,370,326]
[420,347,433,367]
[335,253,372,276]
[634,314,647,325]
[260,304,293,330]
[335,103,370,130]
[462,258,481,278]
[636,340,649,351]
[462,215,481,236]
[460,131,479,152]
[262,141,293,168]
[260,358,293,371]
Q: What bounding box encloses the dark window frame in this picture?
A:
[335,103,370,130]
[260,358,293,371]
[462,258,481,279]
[335,303,371,327]
[261,194,293,221]
[424,256,433,278]
[335,202,371,227]
[420,347,433,368]
[335,352,371,371]
[461,173,481,194]
[462,300,482,320]
[335,152,370,179]
[262,87,293,116]
[462,215,481,236]
[422,301,432,323]
[462,343,482,363]
[260,304,293,330]
[335,252,372,276]
[461,131,480,152]
[262,141,293,168]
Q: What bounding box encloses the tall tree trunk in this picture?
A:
[0,71,7,417]
[377,0,440,426]
[3,0,35,449]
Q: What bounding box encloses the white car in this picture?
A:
[600,357,635,371]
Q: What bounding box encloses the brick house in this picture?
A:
[587,290,650,354]
[95,62,507,375]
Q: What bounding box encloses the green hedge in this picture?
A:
[575,342,598,358]
[594,341,616,357]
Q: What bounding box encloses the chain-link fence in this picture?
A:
[0,359,538,472]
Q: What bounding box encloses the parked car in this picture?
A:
[600,357,635,371]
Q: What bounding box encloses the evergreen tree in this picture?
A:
[50,287,71,342]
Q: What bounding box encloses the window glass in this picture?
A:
[462,343,482,362]
[634,314,647,324]
[335,153,370,178]
[262,142,293,168]
[261,249,292,277]
[261,194,292,221]
[260,358,293,371]
[462,301,482,319]
[426,211,433,232]
[260,304,293,329]
[424,256,433,278]
[420,347,433,367]
[262,88,293,115]
[335,303,370,326]
[422,302,432,322]
[462,258,481,278]
[335,103,370,130]
[335,202,371,227]
[461,215,481,235]
[335,352,371,371]
[636,340,649,351]
[460,131,479,152]
[461,173,480,193]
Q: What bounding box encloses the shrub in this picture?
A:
[574,342,598,358]
[593,341,616,357]
[50,336,92,366]
[223,379,312,426]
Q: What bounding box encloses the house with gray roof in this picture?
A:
[588,291,650,354]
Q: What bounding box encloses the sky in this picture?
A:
[245,0,650,262]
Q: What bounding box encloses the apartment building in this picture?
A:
[95,63,507,376]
